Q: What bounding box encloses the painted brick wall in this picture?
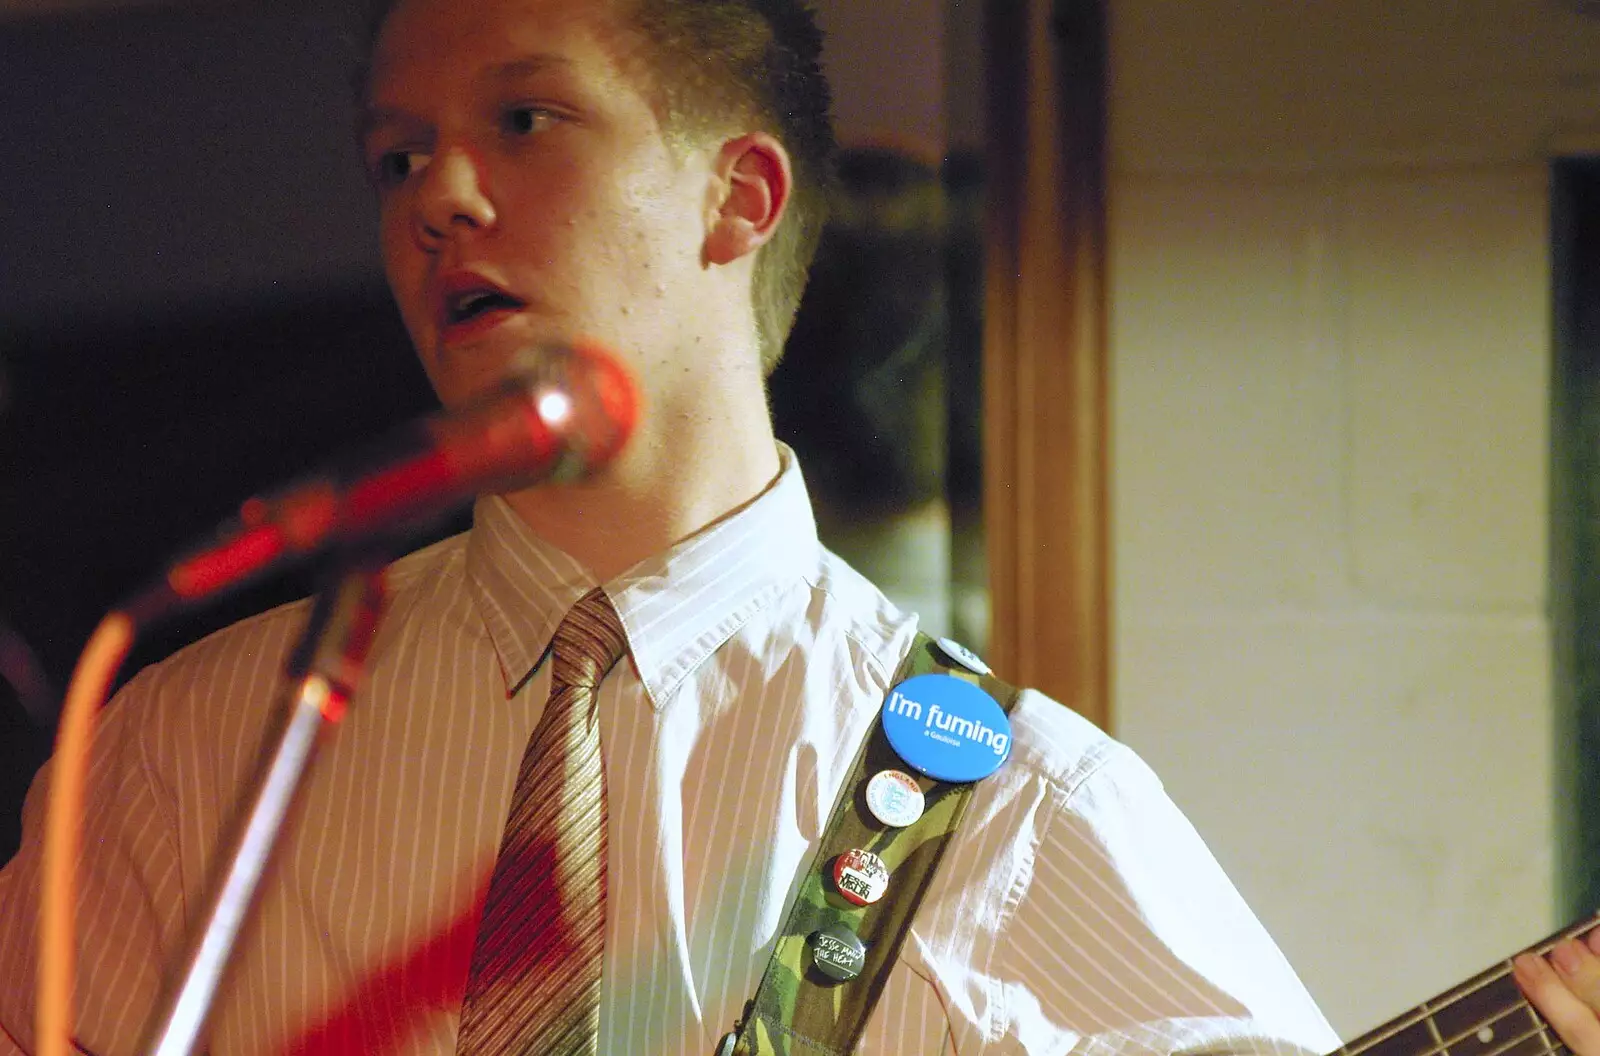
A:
[1108,0,1600,1037]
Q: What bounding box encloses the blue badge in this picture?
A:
[881,674,1011,782]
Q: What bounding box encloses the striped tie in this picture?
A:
[456,588,627,1056]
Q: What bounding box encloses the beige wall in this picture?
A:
[1109,0,1600,1039]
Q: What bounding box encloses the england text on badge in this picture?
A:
[864,768,924,828]
[881,673,1011,782]
[832,848,890,906]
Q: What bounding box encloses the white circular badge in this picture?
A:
[864,768,925,828]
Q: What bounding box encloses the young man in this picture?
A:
[0,0,1591,1052]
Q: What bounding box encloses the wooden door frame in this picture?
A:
[982,0,1113,730]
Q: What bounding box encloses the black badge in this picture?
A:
[810,923,867,982]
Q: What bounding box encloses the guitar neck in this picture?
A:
[1334,914,1600,1056]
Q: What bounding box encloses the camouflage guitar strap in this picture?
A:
[720,632,1021,1056]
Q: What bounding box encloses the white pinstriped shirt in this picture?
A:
[0,450,1338,1056]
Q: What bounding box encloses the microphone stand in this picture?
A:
[139,559,390,1056]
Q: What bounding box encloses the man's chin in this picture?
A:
[423,334,582,410]
[422,358,523,411]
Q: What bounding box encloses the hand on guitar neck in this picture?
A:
[1514,927,1600,1055]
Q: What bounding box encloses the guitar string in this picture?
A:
[1523,1041,1570,1056]
[1339,913,1600,1056]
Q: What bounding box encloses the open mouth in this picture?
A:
[445,288,525,325]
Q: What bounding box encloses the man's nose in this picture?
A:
[413,148,497,248]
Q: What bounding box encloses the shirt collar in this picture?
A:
[464,445,821,708]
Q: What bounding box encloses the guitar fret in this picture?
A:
[1477,1020,1555,1056]
[1356,1016,1437,1056]
[1521,953,1564,1056]
[1422,1001,1446,1050]
[1343,1003,1434,1056]
[1456,999,1540,1056]
[1432,967,1525,1041]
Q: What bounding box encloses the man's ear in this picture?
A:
[704,132,793,267]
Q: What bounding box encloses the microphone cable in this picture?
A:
[38,611,133,1056]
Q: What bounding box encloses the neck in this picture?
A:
[499,405,782,583]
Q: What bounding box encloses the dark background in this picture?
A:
[0,2,441,859]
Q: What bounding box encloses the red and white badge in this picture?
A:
[832,848,890,906]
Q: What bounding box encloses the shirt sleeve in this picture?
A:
[0,666,187,1056]
[995,741,1341,1056]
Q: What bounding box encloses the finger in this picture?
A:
[1587,928,1600,958]
[1554,937,1600,1010]
[1515,951,1600,1055]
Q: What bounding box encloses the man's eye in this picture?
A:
[504,106,557,136]
[373,149,430,187]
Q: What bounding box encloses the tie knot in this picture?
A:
[550,588,628,690]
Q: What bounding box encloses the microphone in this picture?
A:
[123,339,637,624]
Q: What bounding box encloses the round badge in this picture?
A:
[881,673,1012,783]
[810,923,867,982]
[832,848,890,906]
[935,636,992,676]
[864,769,925,828]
